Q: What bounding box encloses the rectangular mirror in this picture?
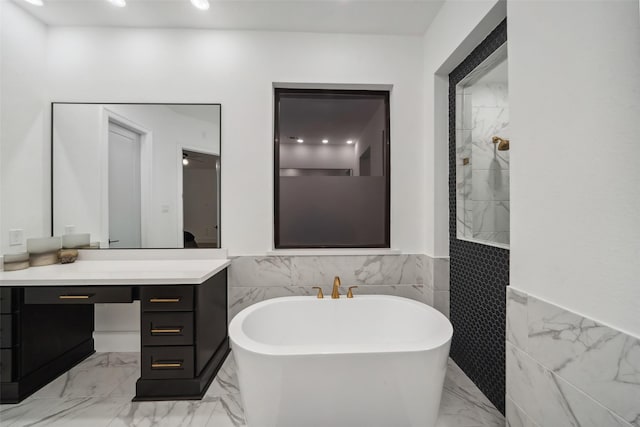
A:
[455,43,510,248]
[52,103,221,249]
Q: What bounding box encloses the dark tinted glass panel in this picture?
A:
[274,89,390,248]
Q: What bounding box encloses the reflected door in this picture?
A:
[182,150,219,248]
[108,122,141,248]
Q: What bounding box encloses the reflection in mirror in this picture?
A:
[456,44,510,248]
[52,103,221,249]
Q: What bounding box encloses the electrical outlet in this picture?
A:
[9,229,24,246]
[64,225,76,234]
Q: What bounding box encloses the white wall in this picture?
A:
[421,0,640,336]
[422,0,506,257]
[45,28,426,255]
[0,1,48,254]
[508,0,640,336]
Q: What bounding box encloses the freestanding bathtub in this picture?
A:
[229,295,453,427]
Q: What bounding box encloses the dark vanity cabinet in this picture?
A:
[135,270,229,400]
[0,287,95,403]
[0,268,229,403]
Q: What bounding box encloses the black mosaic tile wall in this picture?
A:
[448,19,509,414]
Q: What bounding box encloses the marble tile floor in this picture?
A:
[0,352,504,427]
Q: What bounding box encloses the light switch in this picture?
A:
[9,229,24,246]
[64,225,76,234]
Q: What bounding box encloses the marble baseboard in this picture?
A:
[229,284,431,320]
[506,288,640,427]
[434,290,450,319]
[228,254,447,320]
[229,254,422,287]
[434,257,450,291]
[417,254,434,290]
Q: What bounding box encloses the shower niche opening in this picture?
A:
[456,43,510,248]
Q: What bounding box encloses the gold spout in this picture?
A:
[332,276,341,299]
[347,286,358,298]
[312,286,324,299]
[492,136,510,151]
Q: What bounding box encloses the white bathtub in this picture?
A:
[229,295,453,427]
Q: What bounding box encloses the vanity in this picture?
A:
[0,102,227,404]
[0,255,230,404]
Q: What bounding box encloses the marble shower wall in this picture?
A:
[228,254,451,320]
[506,288,640,427]
[457,79,510,246]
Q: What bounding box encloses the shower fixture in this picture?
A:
[492,136,510,151]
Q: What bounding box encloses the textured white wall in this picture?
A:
[0,1,48,254]
[44,28,426,255]
[508,0,640,336]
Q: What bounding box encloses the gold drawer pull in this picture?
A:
[151,328,182,334]
[149,298,181,303]
[151,362,183,369]
[59,295,91,299]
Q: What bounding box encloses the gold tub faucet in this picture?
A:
[347,286,358,298]
[332,276,341,299]
[312,286,324,299]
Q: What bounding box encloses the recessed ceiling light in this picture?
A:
[23,0,43,5]
[107,0,126,7]
[297,139,304,143]
[322,139,329,144]
[346,140,353,144]
[190,0,210,10]
[183,158,189,166]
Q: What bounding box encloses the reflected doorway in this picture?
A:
[182,149,220,248]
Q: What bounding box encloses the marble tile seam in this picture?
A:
[507,288,640,425]
[506,342,635,427]
[506,397,540,427]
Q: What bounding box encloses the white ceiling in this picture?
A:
[183,149,218,169]
[12,0,445,35]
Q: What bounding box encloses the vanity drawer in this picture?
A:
[142,346,194,379]
[24,287,132,304]
[0,349,13,382]
[0,315,14,348]
[141,312,194,346]
[140,286,193,312]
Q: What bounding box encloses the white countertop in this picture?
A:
[0,259,230,286]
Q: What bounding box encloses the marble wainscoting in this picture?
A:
[228,254,451,320]
[505,288,640,427]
